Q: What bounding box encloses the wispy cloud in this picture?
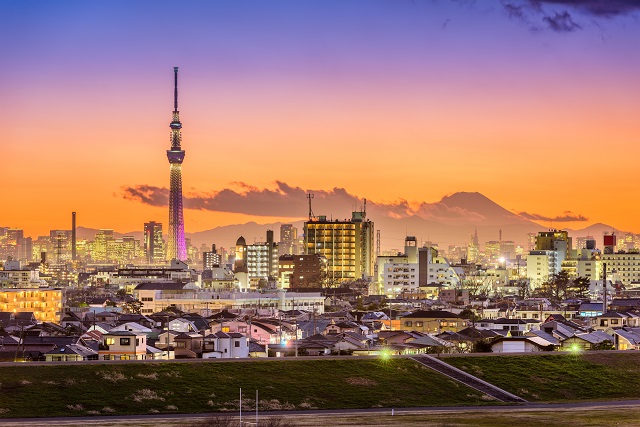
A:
[519,211,588,222]
[498,0,640,32]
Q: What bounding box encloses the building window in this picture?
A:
[405,321,412,327]
[105,338,115,345]
[120,338,131,346]
[415,321,423,327]
[234,341,240,348]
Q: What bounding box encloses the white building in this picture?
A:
[134,283,325,316]
[202,331,249,358]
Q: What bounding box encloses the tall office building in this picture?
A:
[304,211,374,282]
[279,224,298,255]
[166,67,187,261]
[144,221,164,264]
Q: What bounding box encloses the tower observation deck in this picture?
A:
[166,67,187,261]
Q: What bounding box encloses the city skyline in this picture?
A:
[2,1,640,239]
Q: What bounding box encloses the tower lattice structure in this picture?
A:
[166,67,187,261]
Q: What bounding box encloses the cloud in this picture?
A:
[123,181,589,225]
[122,181,413,219]
[122,185,169,207]
[498,0,640,32]
[519,211,589,222]
[534,1,640,17]
[543,11,582,31]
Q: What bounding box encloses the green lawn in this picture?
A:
[446,352,640,402]
[0,359,488,418]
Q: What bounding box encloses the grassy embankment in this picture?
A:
[446,352,640,402]
[0,358,488,418]
[2,352,640,419]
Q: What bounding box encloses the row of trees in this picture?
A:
[457,271,593,303]
[532,271,591,302]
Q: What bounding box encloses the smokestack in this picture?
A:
[603,262,607,315]
[72,212,77,261]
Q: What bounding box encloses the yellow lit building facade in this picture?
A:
[304,211,374,282]
[0,288,63,323]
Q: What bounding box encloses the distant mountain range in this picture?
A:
[76,192,627,251]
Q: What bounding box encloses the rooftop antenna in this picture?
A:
[307,193,314,221]
[173,66,179,112]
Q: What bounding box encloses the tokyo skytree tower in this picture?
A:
[166,67,187,261]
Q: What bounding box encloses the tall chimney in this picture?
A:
[72,212,77,261]
[603,262,607,315]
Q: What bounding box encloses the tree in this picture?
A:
[592,340,615,351]
[536,271,571,303]
[472,339,494,353]
[459,308,480,324]
[569,276,591,299]
[122,299,143,314]
[459,279,489,299]
[516,279,531,300]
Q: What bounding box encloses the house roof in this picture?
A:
[104,331,140,337]
[569,331,613,344]
[208,310,238,320]
[526,330,559,345]
[402,310,460,319]
[612,328,640,346]
[45,344,97,357]
[491,336,552,348]
[134,282,188,291]
[579,302,604,311]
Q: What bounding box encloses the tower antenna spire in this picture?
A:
[167,67,186,261]
[307,193,315,221]
[173,67,179,112]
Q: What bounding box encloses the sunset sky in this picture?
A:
[2,0,640,239]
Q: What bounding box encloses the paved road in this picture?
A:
[3,399,640,425]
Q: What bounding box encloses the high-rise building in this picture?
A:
[166,67,187,261]
[304,210,374,282]
[279,224,298,255]
[144,221,164,264]
[203,244,222,269]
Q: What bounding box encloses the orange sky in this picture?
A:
[2,1,640,238]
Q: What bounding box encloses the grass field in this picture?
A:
[446,352,640,402]
[3,352,640,419]
[0,358,489,418]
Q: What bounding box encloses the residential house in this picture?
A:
[592,312,640,331]
[45,343,98,361]
[202,331,249,358]
[490,336,554,353]
[607,327,640,350]
[400,310,467,333]
[99,331,147,360]
[173,332,204,358]
[560,331,613,351]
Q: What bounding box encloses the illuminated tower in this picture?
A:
[166,67,187,261]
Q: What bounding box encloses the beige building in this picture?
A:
[99,331,148,360]
[601,253,640,286]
